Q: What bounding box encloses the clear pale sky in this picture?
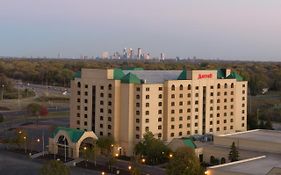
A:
[1,0,281,61]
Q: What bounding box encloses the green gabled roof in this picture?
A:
[114,68,125,80]
[121,73,141,84]
[226,72,243,81]
[183,138,196,149]
[74,71,81,78]
[50,127,85,143]
[217,69,226,79]
[177,69,187,80]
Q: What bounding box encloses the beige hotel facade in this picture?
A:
[70,68,247,156]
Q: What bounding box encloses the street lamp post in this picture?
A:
[1,84,4,100]
[23,136,27,153]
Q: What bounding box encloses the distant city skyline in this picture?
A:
[1,0,281,61]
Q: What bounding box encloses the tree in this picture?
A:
[96,136,114,155]
[82,146,100,167]
[40,160,70,175]
[228,142,239,162]
[166,147,204,175]
[134,132,171,165]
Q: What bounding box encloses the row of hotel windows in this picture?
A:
[77,82,113,91]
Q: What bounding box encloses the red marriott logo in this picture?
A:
[198,73,213,79]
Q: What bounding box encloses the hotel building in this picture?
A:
[70,68,247,156]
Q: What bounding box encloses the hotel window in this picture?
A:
[195,123,198,127]
[217,120,220,124]
[158,125,162,130]
[187,101,191,105]
[196,86,199,90]
[210,92,214,96]
[146,95,150,99]
[136,95,140,99]
[231,105,234,109]
[231,83,234,88]
[158,94,162,99]
[84,99,88,103]
[77,113,80,117]
[171,85,175,91]
[146,103,149,107]
[187,116,191,120]
[242,110,245,114]
[195,93,199,97]
[242,84,246,88]
[136,103,140,107]
[217,99,220,103]
[224,83,228,88]
[145,111,149,115]
[187,108,191,112]
[179,132,182,136]
[210,128,213,132]
[242,97,245,100]
[136,126,139,131]
[187,123,190,127]
[100,124,103,128]
[99,108,103,113]
[136,111,140,115]
[136,135,140,139]
[224,106,227,110]
[242,103,245,107]
[108,84,112,90]
[84,121,87,126]
[179,116,183,121]
[85,84,88,88]
[171,117,175,122]
[158,117,162,122]
[77,120,80,125]
[187,93,191,97]
[224,92,227,95]
[100,86,104,90]
[158,133,162,138]
[171,110,175,114]
[230,126,233,129]
[230,112,234,116]
[224,99,227,102]
[179,101,183,106]
[100,116,103,120]
[171,94,175,98]
[158,102,162,106]
[210,99,214,103]
[77,91,81,95]
[195,100,199,105]
[108,109,112,114]
[100,101,104,105]
[231,98,234,102]
[171,102,175,106]
[242,123,245,127]
[217,106,220,110]
[158,110,162,114]
[108,93,112,98]
[145,127,149,132]
[231,91,234,95]
[84,107,88,111]
[230,119,233,122]
[195,115,198,119]
[224,126,227,130]
[210,107,213,111]
[100,93,104,97]
[210,86,214,89]
[216,127,220,131]
[146,87,150,91]
[188,85,191,90]
[195,130,198,134]
[179,109,183,113]
[179,94,183,98]
[77,98,80,102]
[224,119,227,123]
[77,82,81,88]
[217,84,221,89]
[242,90,245,94]
[171,125,175,129]
[210,114,213,118]
[84,114,88,118]
[224,112,227,116]
[242,116,245,120]
[217,113,220,117]
[108,117,112,122]
[136,87,140,91]
[136,119,140,123]
[108,101,112,106]
[217,92,220,96]
[145,119,149,123]
[159,87,163,91]
[100,132,103,136]
[187,131,191,135]
[170,133,174,137]
[180,85,183,90]
[210,121,213,125]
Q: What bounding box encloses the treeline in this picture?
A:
[0,58,281,94]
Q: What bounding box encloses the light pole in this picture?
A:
[23,136,27,153]
[1,84,4,100]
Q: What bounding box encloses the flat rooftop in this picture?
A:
[209,155,281,175]
[220,129,281,144]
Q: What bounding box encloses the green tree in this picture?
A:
[40,160,70,175]
[82,146,100,167]
[166,147,204,175]
[228,142,239,162]
[96,136,114,155]
[134,132,171,165]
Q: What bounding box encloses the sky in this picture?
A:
[1,0,281,61]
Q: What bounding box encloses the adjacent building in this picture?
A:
[70,68,247,156]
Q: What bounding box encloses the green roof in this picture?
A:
[177,69,187,80]
[217,69,226,79]
[74,71,81,78]
[226,72,243,81]
[121,73,141,84]
[183,138,196,149]
[113,68,125,80]
[50,127,85,143]
[124,67,144,70]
